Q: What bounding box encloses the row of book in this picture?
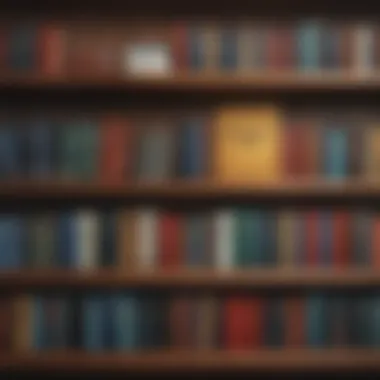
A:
[3,20,380,75]
[0,207,379,269]
[3,292,380,351]
[3,107,380,181]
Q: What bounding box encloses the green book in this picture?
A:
[27,214,56,268]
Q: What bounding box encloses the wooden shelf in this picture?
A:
[0,179,380,200]
[2,350,380,373]
[2,73,380,92]
[1,269,380,289]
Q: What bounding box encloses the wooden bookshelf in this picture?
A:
[2,350,380,373]
[0,180,380,200]
[0,269,379,289]
[1,73,380,92]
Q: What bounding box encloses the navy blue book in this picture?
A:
[0,215,23,269]
[9,25,37,70]
[28,120,53,179]
[189,25,204,70]
[99,211,117,267]
[264,297,284,347]
[179,118,206,178]
[319,211,333,265]
[0,125,19,179]
[323,124,348,179]
[220,26,238,70]
[306,294,328,347]
[82,295,105,351]
[57,212,77,268]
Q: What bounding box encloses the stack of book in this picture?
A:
[0,206,378,270]
[3,291,380,352]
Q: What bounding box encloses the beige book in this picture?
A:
[196,295,219,349]
[202,23,220,71]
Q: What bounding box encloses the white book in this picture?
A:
[354,23,374,76]
[75,210,100,270]
[135,209,158,269]
[214,210,235,271]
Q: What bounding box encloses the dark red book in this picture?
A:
[305,210,319,266]
[159,212,183,268]
[38,24,67,76]
[100,116,131,183]
[285,297,305,347]
[284,123,308,178]
[169,296,194,348]
[267,25,293,70]
[0,297,12,352]
[171,21,188,72]
[332,211,351,267]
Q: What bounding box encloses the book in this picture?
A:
[220,25,238,70]
[305,210,320,266]
[82,295,105,351]
[296,20,321,71]
[354,22,375,75]
[9,25,37,70]
[99,211,117,267]
[332,211,351,267]
[285,297,305,347]
[117,211,137,271]
[12,296,32,351]
[169,296,194,348]
[351,211,372,266]
[319,210,333,266]
[321,22,342,70]
[188,24,204,70]
[77,120,99,180]
[0,297,12,351]
[363,124,380,179]
[306,294,328,347]
[194,296,219,349]
[263,296,284,347]
[214,210,235,271]
[0,215,23,269]
[56,212,77,268]
[277,210,296,267]
[0,124,19,179]
[214,105,282,183]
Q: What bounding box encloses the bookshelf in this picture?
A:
[3,1,380,377]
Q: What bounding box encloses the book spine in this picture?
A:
[285,297,305,347]
[99,211,117,267]
[214,210,235,271]
[297,20,321,71]
[352,211,371,266]
[159,212,182,268]
[220,26,238,70]
[0,126,18,179]
[354,23,375,75]
[57,212,77,268]
[9,25,36,70]
[333,211,351,267]
[319,210,333,266]
[306,294,327,347]
[305,210,319,267]
[184,213,208,267]
[324,126,348,179]
[277,210,296,267]
[82,295,104,351]
[189,25,204,70]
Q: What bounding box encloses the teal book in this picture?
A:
[82,295,104,351]
[112,294,139,351]
[235,210,262,267]
[306,294,328,347]
[323,125,348,179]
[297,20,321,70]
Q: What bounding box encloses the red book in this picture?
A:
[332,211,351,267]
[171,21,188,72]
[305,210,319,266]
[285,297,305,347]
[100,116,131,183]
[224,297,251,349]
[372,216,380,269]
[159,212,183,268]
[38,24,67,76]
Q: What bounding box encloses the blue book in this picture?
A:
[82,295,105,351]
[112,294,139,351]
[323,126,348,179]
[352,211,371,266]
[0,216,23,269]
[179,118,205,178]
[32,296,45,350]
[319,211,333,265]
[321,24,340,69]
[28,121,53,178]
[9,26,37,70]
[0,126,19,179]
[220,27,238,70]
[189,26,204,70]
[297,20,321,70]
[306,294,328,347]
[57,212,77,268]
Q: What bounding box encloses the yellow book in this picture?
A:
[213,105,282,183]
[364,125,380,180]
[277,210,296,267]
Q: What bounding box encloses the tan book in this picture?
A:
[363,125,380,180]
[117,210,137,272]
[195,295,219,349]
[202,22,220,71]
[213,104,282,183]
[277,210,296,267]
[237,22,254,72]
[12,296,32,352]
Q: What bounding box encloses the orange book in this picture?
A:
[214,105,282,184]
[100,116,131,183]
[38,24,67,76]
[285,297,305,347]
[372,215,380,269]
[333,211,351,267]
